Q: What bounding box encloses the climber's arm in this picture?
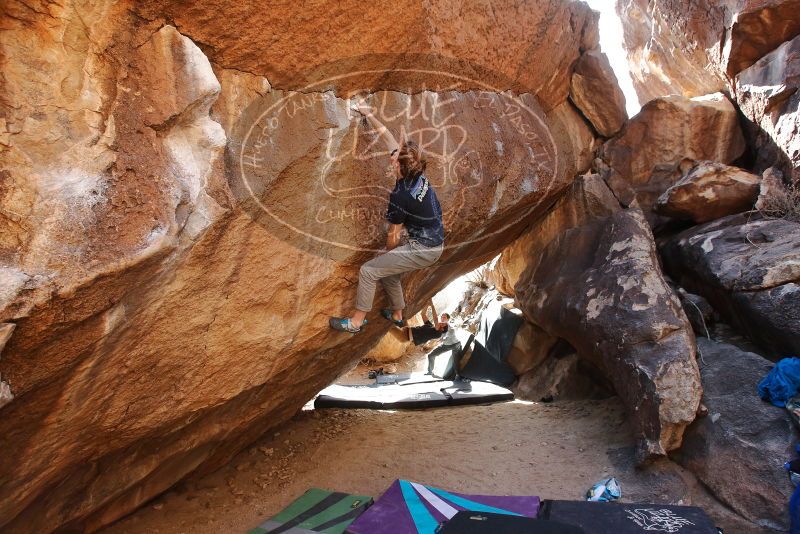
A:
[386,223,403,251]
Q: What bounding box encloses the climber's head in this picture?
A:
[392,140,426,181]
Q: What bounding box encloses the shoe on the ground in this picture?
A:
[329,317,367,333]
[380,309,404,328]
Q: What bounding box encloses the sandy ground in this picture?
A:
[103,352,767,534]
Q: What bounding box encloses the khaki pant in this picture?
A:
[356,240,444,312]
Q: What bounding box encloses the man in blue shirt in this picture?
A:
[330,105,445,333]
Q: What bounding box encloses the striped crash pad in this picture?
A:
[346,480,539,534]
[248,488,372,534]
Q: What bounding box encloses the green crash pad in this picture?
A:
[248,488,372,534]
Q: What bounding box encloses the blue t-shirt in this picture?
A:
[386,174,445,247]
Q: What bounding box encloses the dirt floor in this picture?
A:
[103,352,768,534]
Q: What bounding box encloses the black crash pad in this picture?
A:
[539,500,720,534]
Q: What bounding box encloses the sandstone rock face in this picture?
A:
[0,2,608,532]
[505,320,557,376]
[550,101,599,176]
[655,161,761,223]
[490,173,622,298]
[515,200,702,462]
[363,328,411,364]
[736,35,800,180]
[661,213,800,357]
[615,0,732,103]
[616,0,800,101]
[601,94,746,227]
[677,337,798,531]
[133,0,600,112]
[617,0,800,182]
[0,323,14,410]
[569,50,627,137]
[725,0,800,77]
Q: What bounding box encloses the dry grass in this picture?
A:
[757,179,800,222]
[465,264,491,289]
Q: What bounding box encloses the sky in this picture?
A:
[581,0,642,117]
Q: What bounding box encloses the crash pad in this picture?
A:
[248,488,372,534]
[314,380,513,410]
[346,480,539,534]
[538,500,719,533]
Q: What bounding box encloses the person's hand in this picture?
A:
[352,100,374,116]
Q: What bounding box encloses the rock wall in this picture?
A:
[513,179,701,462]
[490,171,624,297]
[615,0,734,102]
[617,0,800,181]
[600,93,746,229]
[616,0,800,101]
[0,1,612,531]
[677,338,797,531]
[661,213,800,358]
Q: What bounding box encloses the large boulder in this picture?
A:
[569,50,627,137]
[616,0,800,101]
[661,213,800,357]
[614,0,732,103]
[655,160,761,223]
[616,0,800,182]
[725,0,800,77]
[550,101,600,176]
[0,2,605,532]
[490,173,622,298]
[676,337,798,531]
[505,320,558,376]
[515,205,702,462]
[600,94,746,228]
[736,34,800,181]
[363,327,412,363]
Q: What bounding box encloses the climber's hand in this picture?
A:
[352,101,374,116]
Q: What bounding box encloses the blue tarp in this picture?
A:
[758,357,800,407]
[790,486,800,534]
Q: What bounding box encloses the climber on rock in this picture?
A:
[329,102,445,334]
